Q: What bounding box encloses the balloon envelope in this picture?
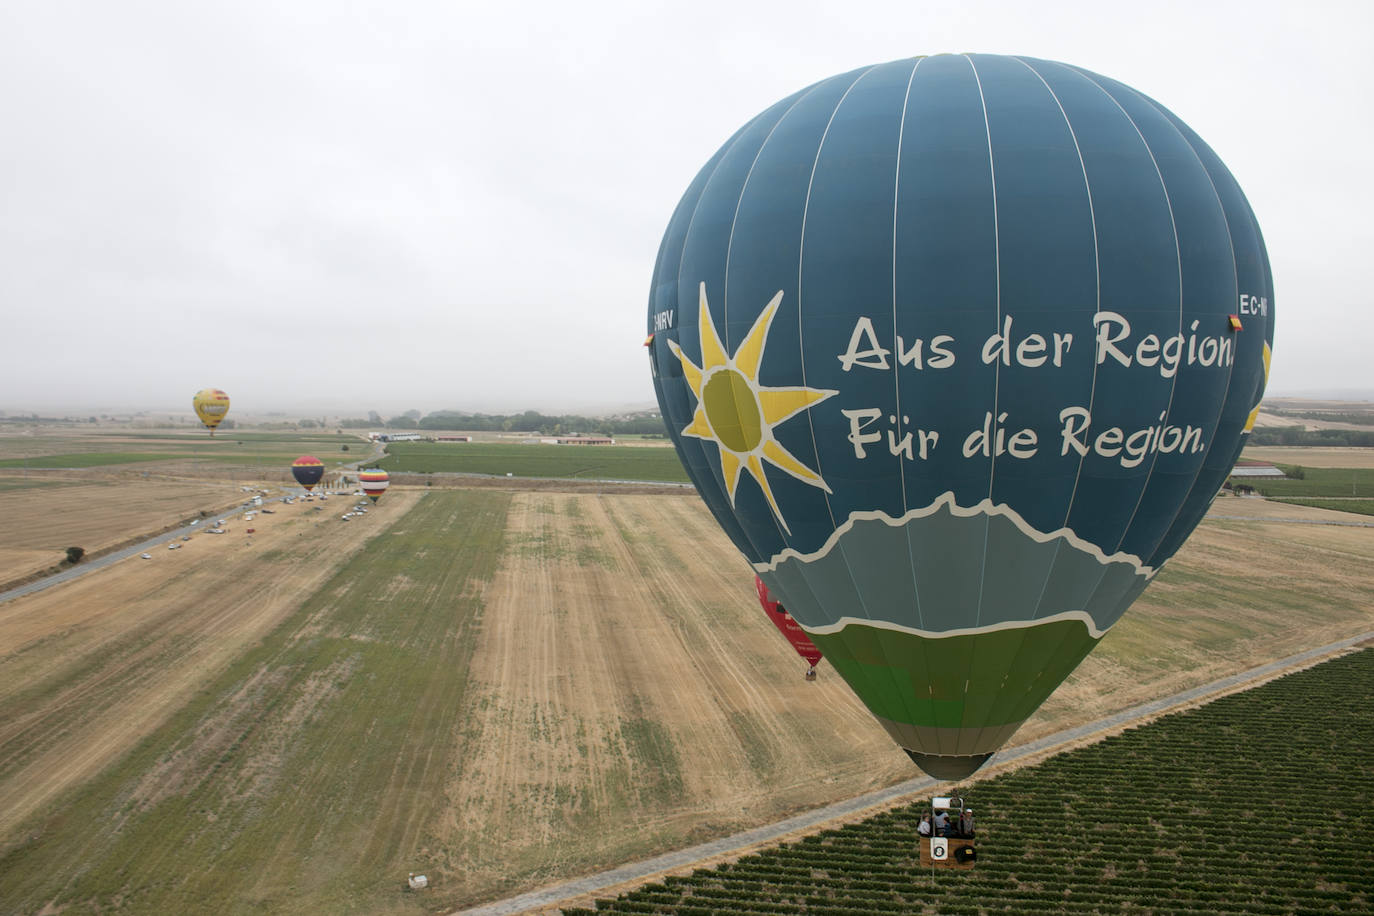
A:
[647,54,1273,779]
[755,575,823,670]
[192,388,230,432]
[291,455,325,492]
[359,469,390,503]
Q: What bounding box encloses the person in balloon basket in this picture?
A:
[932,810,951,837]
[958,808,975,839]
[918,814,932,839]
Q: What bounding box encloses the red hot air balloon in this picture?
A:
[755,575,824,679]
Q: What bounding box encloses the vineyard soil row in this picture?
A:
[566,648,1374,915]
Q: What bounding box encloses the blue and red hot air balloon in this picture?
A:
[647,54,1273,779]
[291,455,325,493]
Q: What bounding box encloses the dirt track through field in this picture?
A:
[0,490,421,836]
[443,491,908,901]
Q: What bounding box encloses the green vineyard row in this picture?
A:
[566,648,1374,915]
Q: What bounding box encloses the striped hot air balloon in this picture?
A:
[291,455,325,492]
[359,468,390,503]
[192,388,231,434]
[647,54,1273,780]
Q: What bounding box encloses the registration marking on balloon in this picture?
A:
[668,282,837,533]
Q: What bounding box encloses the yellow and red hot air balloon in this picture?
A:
[291,455,325,492]
[192,388,231,435]
[359,468,390,503]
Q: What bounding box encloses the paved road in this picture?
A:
[0,497,270,605]
[452,629,1374,916]
[0,438,384,607]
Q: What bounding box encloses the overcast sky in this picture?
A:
[2,1,1370,416]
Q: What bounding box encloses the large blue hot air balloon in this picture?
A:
[647,54,1273,780]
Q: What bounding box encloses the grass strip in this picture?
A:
[0,489,511,914]
[375,441,689,482]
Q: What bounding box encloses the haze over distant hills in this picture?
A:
[4,393,1373,424]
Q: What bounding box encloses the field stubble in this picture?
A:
[0,482,1372,913]
[0,473,248,584]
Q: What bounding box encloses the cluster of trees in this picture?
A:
[337,410,666,436]
[1249,426,1374,447]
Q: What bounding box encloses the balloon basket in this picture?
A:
[919,836,976,869]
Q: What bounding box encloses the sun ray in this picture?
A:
[758,387,833,427]
[683,403,713,440]
[745,453,791,534]
[762,439,832,493]
[668,285,837,531]
[667,338,703,394]
[734,290,784,380]
[719,449,745,500]
[697,282,729,370]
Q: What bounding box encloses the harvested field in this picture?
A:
[0,489,422,838]
[1241,445,1374,468]
[0,474,248,584]
[1030,499,1374,738]
[442,492,906,903]
[0,484,1372,914]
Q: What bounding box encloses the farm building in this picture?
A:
[436,435,472,442]
[538,436,616,445]
[1229,461,1285,478]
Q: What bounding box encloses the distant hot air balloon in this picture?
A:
[755,575,823,678]
[647,54,1273,780]
[291,455,325,492]
[359,468,390,503]
[192,388,231,435]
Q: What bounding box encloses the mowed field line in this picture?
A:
[442,491,914,907]
[4,485,1373,914]
[0,492,422,837]
[0,489,510,915]
[440,492,1374,912]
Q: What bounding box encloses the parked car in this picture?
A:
[140,553,152,559]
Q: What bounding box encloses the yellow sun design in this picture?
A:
[668,282,837,533]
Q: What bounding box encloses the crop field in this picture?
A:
[0,476,83,493]
[0,428,366,469]
[0,474,247,584]
[1242,465,1374,499]
[0,481,1372,914]
[1241,445,1374,469]
[375,441,690,482]
[1269,497,1374,517]
[567,647,1374,916]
